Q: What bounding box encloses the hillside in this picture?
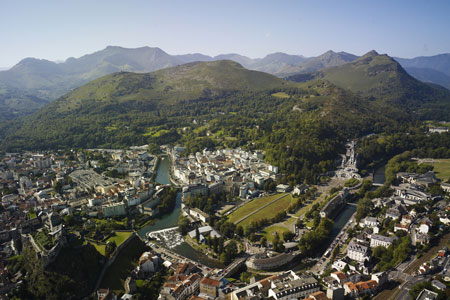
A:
[287,51,450,119]
[395,54,450,90]
[2,57,450,186]
[0,60,293,150]
[279,51,358,76]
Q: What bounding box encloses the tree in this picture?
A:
[282,231,295,242]
[260,236,267,247]
[105,241,117,258]
[195,227,200,241]
[178,215,190,235]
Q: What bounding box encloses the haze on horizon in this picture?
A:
[1,0,450,68]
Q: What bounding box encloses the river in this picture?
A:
[138,155,223,268]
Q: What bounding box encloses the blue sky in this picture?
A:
[1,0,449,67]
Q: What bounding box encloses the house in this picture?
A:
[416,289,438,300]
[355,280,378,296]
[102,202,126,217]
[431,280,446,291]
[394,223,409,232]
[419,219,432,234]
[331,272,347,285]
[199,277,221,298]
[441,183,450,193]
[268,273,320,300]
[360,217,379,228]
[304,291,330,300]
[370,234,397,248]
[292,184,309,195]
[97,289,117,300]
[343,282,358,298]
[347,240,370,262]
[137,252,160,273]
[326,287,344,300]
[371,272,388,286]
[276,184,291,193]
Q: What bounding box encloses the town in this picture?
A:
[0,142,449,300]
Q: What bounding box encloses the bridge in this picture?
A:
[220,257,247,279]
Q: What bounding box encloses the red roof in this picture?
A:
[200,277,220,287]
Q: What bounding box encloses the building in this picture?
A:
[137,252,160,273]
[416,289,438,300]
[268,273,320,300]
[199,277,221,298]
[370,234,397,248]
[102,202,126,217]
[347,240,370,262]
[246,253,296,270]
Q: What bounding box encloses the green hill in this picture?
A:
[288,51,450,119]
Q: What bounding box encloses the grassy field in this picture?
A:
[427,159,450,181]
[271,92,290,98]
[99,236,148,294]
[239,194,293,227]
[261,225,291,243]
[91,231,133,256]
[228,194,288,224]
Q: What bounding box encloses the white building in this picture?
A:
[370,234,397,248]
[347,240,370,262]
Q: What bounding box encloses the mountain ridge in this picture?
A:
[1,46,450,120]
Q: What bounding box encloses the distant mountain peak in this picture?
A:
[362,50,380,57]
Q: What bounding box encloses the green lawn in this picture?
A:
[99,236,147,294]
[108,231,133,245]
[261,225,291,243]
[271,92,290,99]
[427,159,450,181]
[239,194,293,227]
[90,231,133,256]
[228,193,288,224]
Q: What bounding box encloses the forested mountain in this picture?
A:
[2,55,450,185]
[287,51,450,120]
[2,45,449,120]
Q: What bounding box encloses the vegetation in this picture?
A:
[298,217,333,256]
[238,194,292,227]
[409,281,447,300]
[344,177,359,187]
[228,194,288,224]
[100,236,148,294]
[9,241,103,300]
[373,235,412,271]
[427,158,450,181]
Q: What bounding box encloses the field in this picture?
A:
[261,225,291,243]
[90,231,133,256]
[227,193,288,224]
[426,159,450,181]
[271,92,290,98]
[238,194,293,227]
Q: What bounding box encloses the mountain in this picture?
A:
[248,52,307,74]
[394,54,450,89]
[401,67,450,90]
[279,50,358,76]
[395,54,450,77]
[287,50,450,119]
[213,53,255,68]
[0,60,296,150]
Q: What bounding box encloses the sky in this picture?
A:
[1,0,450,67]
